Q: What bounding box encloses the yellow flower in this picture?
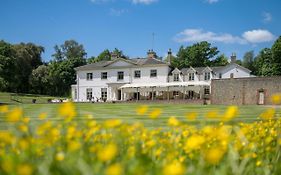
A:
[149,109,162,119]
[0,131,15,145]
[168,116,180,127]
[22,117,30,124]
[185,135,205,151]
[260,108,275,120]
[18,139,29,150]
[271,93,281,105]
[55,152,65,161]
[1,157,13,173]
[58,102,76,121]
[17,164,33,175]
[6,107,23,122]
[186,112,197,120]
[204,148,225,165]
[206,110,218,119]
[18,124,28,133]
[0,105,8,113]
[104,119,122,128]
[222,106,238,121]
[136,105,148,115]
[105,163,123,175]
[38,112,47,120]
[256,160,262,167]
[97,143,118,162]
[67,140,81,152]
[163,161,185,175]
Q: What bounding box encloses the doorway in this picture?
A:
[258,90,265,105]
[117,90,122,101]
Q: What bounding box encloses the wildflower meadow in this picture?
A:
[0,94,281,175]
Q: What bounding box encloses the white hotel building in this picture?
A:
[71,50,251,102]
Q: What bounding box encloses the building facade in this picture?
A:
[72,51,251,102]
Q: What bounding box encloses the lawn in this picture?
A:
[5,103,280,128]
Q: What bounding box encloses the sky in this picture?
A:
[1,0,281,61]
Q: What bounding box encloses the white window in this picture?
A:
[150,69,157,77]
[134,70,141,78]
[117,71,124,81]
[101,72,107,79]
[101,88,107,100]
[86,88,92,100]
[189,73,194,81]
[174,74,179,82]
[87,73,93,80]
[204,72,211,80]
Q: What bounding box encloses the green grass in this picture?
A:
[0,92,62,104]
[4,103,280,128]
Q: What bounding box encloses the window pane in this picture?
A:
[118,72,124,80]
[150,70,157,77]
[101,72,107,79]
[87,73,93,80]
[134,70,141,78]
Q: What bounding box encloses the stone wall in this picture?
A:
[211,77,281,105]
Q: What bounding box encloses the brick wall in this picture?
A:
[211,77,281,105]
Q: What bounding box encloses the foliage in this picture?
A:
[242,50,255,73]
[254,48,274,76]
[1,99,281,175]
[175,41,219,68]
[271,36,281,75]
[210,54,229,66]
[29,65,50,94]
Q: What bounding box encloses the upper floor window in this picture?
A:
[174,74,179,82]
[117,71,124,81]
[150,69,157,77]
[87,73,93,80]
[101,72,107,79]
[134,70,141,78]
[204,72,211,80]
[189,73,194,81]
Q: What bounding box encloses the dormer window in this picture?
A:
[204,72,211,80]
[189,73,194,81]
[174,74,179,82]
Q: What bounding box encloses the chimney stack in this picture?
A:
[230,53,236,63]
[147,49,157,59]
[167,48,172,64]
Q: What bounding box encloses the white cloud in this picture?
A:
[131,0,158,5]
[262,12,272,23]
[174,28,275,44]
[174,29,246,44]
[206,0,219,4]
[109,8,128,16]
[242,29,275,43]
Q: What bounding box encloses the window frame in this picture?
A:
[134,70,141,79]
[86,88,93,100]
[101,88,107,100]
[188,73,195,81]
[173,91,179,96]
[117,71,124,81]
[150,69,157,78]
[86,73,93,81]
[101,72,108,80]
[204,72,211,81]
[204,88,210,95]
[174,74,179,82]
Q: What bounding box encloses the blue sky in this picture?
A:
[1,0,280,61]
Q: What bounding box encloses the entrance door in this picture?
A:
[188,91,194,99]
[258,91,265,105]
[134,92,140,100]
[117,90,122,100]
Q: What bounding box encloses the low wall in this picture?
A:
[211,76,281,105]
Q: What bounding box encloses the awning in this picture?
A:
[119,81,210,89]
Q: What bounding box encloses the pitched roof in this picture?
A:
[75,57,168,71]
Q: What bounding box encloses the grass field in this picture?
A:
[0,92,62,104]
[3,103,280,128]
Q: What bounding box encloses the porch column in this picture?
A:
[151,87,154,100]
[183,86,185,100]
[167,86,170,101]
[121,88,123,101]
[137,87,139,101]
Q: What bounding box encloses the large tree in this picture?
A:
[254,48,274,76]
[211,54,229,66]
[175,41,219,68]
[49,40,87,96]
[13,43,44,93]
[242,51,255,73]
[29,65,50,94]
[271,36,281,75]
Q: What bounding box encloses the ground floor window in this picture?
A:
[204,88,210,95]
[74,88,77,99]
[86,88,92,100]
[173,91,179,96]
[101,88,107,100]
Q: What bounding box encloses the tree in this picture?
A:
[211,54,229,66]
[12,43,44,93]
[90,49,111,63]
[242,51,255,73]
[49,40,87,96]
[254,48,274,76]
[271,36,281,75]
[29,65,50,94]
[176,41,219,68]
[0,40,16,91]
